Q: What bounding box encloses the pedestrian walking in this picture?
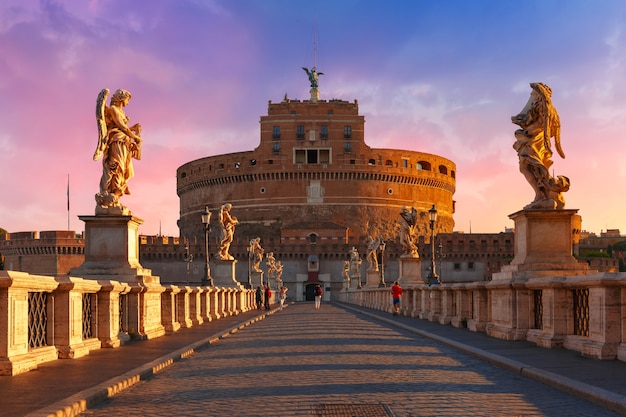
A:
[255,286,263,310]
[264,285,272,310]
[279,285,288,310]
[391,280,402,316]
[314,284,323,310]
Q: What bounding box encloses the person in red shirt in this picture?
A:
[391,281,403,316]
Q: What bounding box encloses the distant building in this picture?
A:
[0,231,84,275]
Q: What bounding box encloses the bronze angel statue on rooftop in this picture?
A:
[302,67,323,89]
[93,88,143,215]
[511,82,569,210]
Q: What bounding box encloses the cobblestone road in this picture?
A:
[81,303,622,417]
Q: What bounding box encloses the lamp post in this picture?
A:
[201,206,213,287]
[428,204,440,285]
[184,239,193,281]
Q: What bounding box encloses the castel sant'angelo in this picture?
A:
[176,68,456,254]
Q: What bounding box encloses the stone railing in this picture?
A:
[0,270,256,376]
[338,272,626,362]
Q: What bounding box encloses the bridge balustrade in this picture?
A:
[0,270,256,376]
[338,274,626,361]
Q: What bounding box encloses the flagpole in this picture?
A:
[67,174,70,231]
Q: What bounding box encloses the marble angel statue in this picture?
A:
[93,88,143,215]
[511,82,569,209]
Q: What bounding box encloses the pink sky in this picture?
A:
[1,0,626,237]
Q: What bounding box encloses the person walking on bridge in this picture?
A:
[391,280,402,316]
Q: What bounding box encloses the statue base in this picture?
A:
[70,214,156,283]
[397,258,425,286]
[70,213,164,340]
[349,273,362,289]
[213,259,244,288]
[365,269,381,288]
[309,87,320,102]
[487,208,591,342]
[493,209,588,280]
[251,270,264,288]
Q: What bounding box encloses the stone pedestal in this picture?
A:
[213,259,244,288]
[505,209,586,274]
[350,273,362,289]
[71,215,155,282]
[365,270,380,288]
[250,271,264,288]
[398,258,425,286]
[487,209,590,341]
[310,87,320,102]
[70,214,164,340]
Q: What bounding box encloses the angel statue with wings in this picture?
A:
[511,82,569,209]
[302,67,323,89]
[93,88,143,214]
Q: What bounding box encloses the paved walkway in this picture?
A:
[7,302,626,416]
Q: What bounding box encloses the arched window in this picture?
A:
[417,161,431,171]
[438,165,448,175]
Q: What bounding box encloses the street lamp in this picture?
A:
[184,239,193,281]
[201,206,213,286]
[428,204,440,285]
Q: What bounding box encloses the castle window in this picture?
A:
[344,126,352,138]
[439,165,448,175]
[272,143,280,153]
[319,149,330,164]
[368,159,376,165]
[344,143,351,152]
[321,125,328,139]
[181,172,187,178]
[468,262,475,270]
[308,234,318,244]
[218,163,224,169]
[451,170,456,179]
[250,159,257,166]
[350,159,356,164]
[295,149,305,164]
[417,161,431,171]
[327,110,333,115]
[272,126,281,139]
[296,125,305,139]
[385,160,393,166]
[294,148,331,164]
[402,159,409,168]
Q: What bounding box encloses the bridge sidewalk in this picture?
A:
[4,302,626,416]
[0,307,275,417]
[343,303,626,415]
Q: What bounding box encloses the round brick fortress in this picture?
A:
[176,95,456,247]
